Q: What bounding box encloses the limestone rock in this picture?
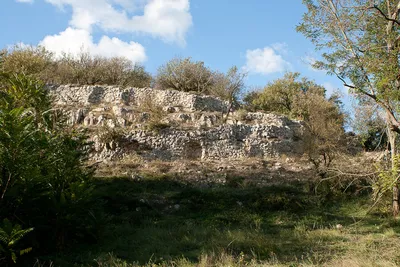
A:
[48,85,306,161]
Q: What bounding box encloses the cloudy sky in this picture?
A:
[2,0,352,106]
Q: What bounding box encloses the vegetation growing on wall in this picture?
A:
[0,46,152,88]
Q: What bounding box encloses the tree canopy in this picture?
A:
[298,0,400,216]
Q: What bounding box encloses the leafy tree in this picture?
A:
[296,92,346,176]
[155,57,214,93]
[211,66,247,120]
[0,74,99,262]
[242,89,262,112]
[353,101,387,151]
[0,46,53,81]
[297,0,400,216]
[243,72,325,117]
[1,46,152,87]
[243,73,346,176]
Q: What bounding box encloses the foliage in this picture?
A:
[155,57,246,105]
[1,45,152,87]
[353,101,387,151]
[211,66,247,103]
[52,52,152,87]
[242,89,262,112]
[297,0,400,215]
[0,74,100,264]
[243,72,325,117]
[155,57,214,94]
[300,93,347,176]
[0,219,33,266]
[0,46,54,82]
[243,72,346,175]
[372,155,400,213]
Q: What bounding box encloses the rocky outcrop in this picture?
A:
[49,85,229,112]
[48,85,306,161]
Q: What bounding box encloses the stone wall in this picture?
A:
[49,85,229,112]
[48,85,306,161]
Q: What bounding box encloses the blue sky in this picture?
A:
[1,0,352,107]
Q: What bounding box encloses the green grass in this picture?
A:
[35,176,400,267]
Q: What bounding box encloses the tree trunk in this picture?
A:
[223,99,234,123]
[387,123,399,217]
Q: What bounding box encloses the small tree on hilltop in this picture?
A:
[211,66,247,120]
[243,72,326,118]
[243,73,346,176]
[155,57,214,93]
[0,45,54,81]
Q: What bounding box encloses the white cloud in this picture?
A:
[39,27,147,64]
[271,42,288,54]
[244,46,291,75]
[43,0,192,45]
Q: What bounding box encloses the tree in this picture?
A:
[353,101,387,151]
[1,46,152,87]
[242,89,262,112]
[297,0,400,216]
[295,91,346,176]
[211,66,247,120]
[0,45,54,81]
[155,57,214,93]
[0,74,98,259]
[243,73,346,175]
[243,72,325,118]
[54,52,152,87]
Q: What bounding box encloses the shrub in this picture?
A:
[155,57,246,120]
[1,46,152,87]
[242,89,262,112]
[97,125,126,145]
[298,93,346,176]
[155,57,214,93]
[210,66,246,102]
[140,96,170,132]
[243,73,346,176]
[243,72,325,116]
[211,66,247,120]
[52,52,152,87]
[0,219,33,266]
[0,74,101,262]
[0,45,54,82]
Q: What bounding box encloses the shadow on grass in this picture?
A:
[49,176,378,266]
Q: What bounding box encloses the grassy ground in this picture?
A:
[37,175,400,267]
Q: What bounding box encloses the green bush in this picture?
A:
[155,57,246,105]
[0,219,33,266]
[0,46,54,82]
[242,73,346,176]
[243,72,326,116]
[1,46,152,87]
[155,57,214,93]
[0,74,102,264]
